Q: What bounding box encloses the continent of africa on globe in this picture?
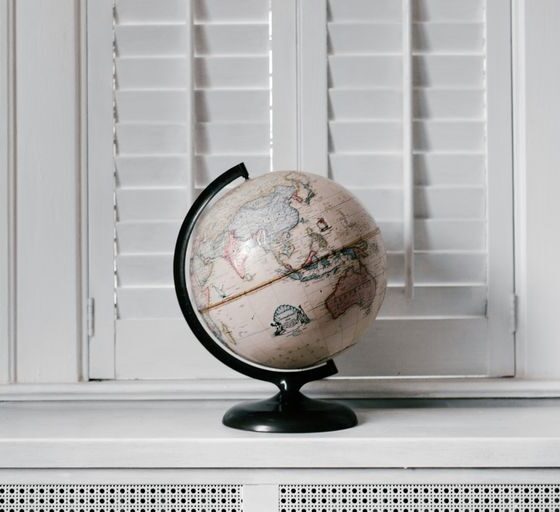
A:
[189,171,387,370]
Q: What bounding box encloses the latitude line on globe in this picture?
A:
[198,227,381,314]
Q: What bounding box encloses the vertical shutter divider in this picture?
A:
[299,0,328,176]
[185,0,195,204]
[402,0,414,299]
[271,0,298,170]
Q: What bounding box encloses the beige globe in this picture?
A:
[189,171,387,369]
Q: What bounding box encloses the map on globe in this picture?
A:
[189,171,387,369]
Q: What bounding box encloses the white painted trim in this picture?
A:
[1,398,560,468]
[13,0,83,382]
[78,0,88,381]
[1,468,560,485]
[87,0,115,379]
[0,0,16,384]
[185,0,195,205]
[271,0,298,170]
[402,0,414,299]
[485,0,515,376]
[512,0,527,377]
[1,377,560,401]
[298,0,328,176]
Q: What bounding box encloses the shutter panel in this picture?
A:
[113,0,271,378]
[326,0,514,377]
[101,0,514,380]
[327,0,486,308]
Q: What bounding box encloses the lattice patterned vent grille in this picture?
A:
[0,484,242,512]
[279,485,560,512]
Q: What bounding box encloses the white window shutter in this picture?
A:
[95,0,514,380]
[113,0,271,379]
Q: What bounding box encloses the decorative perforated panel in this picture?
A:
[0,484,242,512]
[279,485,560,512]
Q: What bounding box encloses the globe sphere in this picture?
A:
[189,171,386,369]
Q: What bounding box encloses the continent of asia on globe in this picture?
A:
[189,171,387,370]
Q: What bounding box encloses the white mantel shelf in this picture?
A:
[0,398,558,469]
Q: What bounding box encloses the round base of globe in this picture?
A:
[222,390,357,433]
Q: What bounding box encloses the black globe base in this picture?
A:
[223,390,357,433]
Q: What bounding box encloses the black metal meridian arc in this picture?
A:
[172,162,338,392]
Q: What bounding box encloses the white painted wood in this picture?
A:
[184,0,195,207]
[4,377,560,401]
[330,89,401,120]
[195,56,269,89]
[115,318,239,379]
[15,0,83,382]
[85,0,516,382]
[244,485,278,512]
[0,0,8,384]
[329,55,402,87]
[0,0,15,384]
[1,399,560,468]
[413,55,484,87]
[299,0,328,175]
[329,120,402,151]
[485,0,515,376]
[116,24,186,57]
[117,0,186,23]
[320,0,513,379]
[88,0,116,379]
[116,57,188,89]
[414,22,484,52]
[271,0,297,170]
[78,0,88,381]
[512,0,528,378]
[328,0,402,22]
[3,467,560,485]
[112,0,272,379]
[193,0,270,23]
[514,0,560,379]
[329,22,402,54]
[415,0,485,22]
[402,0,414,299]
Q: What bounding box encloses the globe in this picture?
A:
[189,170,387,370]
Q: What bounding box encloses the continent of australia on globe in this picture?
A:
[189,171,387,369]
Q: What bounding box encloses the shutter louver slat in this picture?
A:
[117,57,187,89]
[116,0,187,23]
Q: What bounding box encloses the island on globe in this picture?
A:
[189,171,387,370]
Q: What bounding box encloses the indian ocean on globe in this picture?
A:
[189,170,387,370]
